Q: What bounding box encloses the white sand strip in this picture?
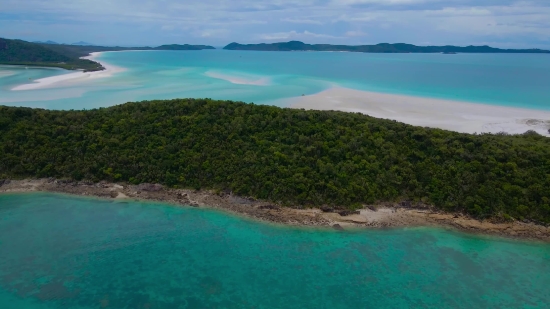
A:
[11,52,125,91]
[288,87,550,135]
[204,70,270,86]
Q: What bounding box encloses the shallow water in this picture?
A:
[0,193,549,308]
[1,50,550,110]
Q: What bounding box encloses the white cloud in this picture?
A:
[281,18,322,25]
[345,31,368,37]
[258,30,340,41]
[0,0,549,48]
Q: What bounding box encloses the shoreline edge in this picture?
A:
[1,178,548,242]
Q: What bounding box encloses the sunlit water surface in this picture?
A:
[0,193,549,308]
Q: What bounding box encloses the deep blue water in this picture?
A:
[0,193,549,308]
[1,50,549,110]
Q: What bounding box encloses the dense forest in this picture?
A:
[1,100,549,223]
[0,38,216,71]
[0,38,105,71]
[224,41,550,53]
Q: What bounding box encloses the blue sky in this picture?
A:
[1,0,549,48]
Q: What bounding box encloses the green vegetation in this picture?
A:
[1,99,549,223]
[0,38,104,71]
[38,43,216,58]
[1,38,216,71]
[224,41,550,53]
[154,44,216,51]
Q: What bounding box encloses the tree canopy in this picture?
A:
[1,99,549,223]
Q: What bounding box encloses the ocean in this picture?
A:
[0,50,550,110]
[2,51,550,308]
[0,193,549,308]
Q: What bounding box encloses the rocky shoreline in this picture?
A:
[1,178,549,242]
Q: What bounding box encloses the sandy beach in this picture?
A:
[288,87,550,135]
[11,52,125,91]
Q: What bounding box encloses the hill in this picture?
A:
[224,41,550,53]
[1,99,549,224]
[154,44,216,50]
[0,38,217,71]
[33,40,59,45]
[36,43,216,58]
[72,41,93,46]
[0,38,103,71]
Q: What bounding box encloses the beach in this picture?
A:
[288,87,550,135]
[10,52,125,91]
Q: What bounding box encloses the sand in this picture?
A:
[9,55,550,136]
[204,70,271,86]
[11,52,125,91]
[288,87,550,135]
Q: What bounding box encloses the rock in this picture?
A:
[0,179,9,187]
[97,181,110,188]
[177,193,189,199]
[137,183,163,192]
[228,196,254,205]
[110,191,118,198]
[333,224,344,231]
[189,201,199,207]
[258,205,280,210]
[400,200,412,208]
[320,207,334,213]
[366,205,377,211]
[337,210,360,216]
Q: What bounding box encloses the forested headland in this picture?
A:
[0,38,104,71]
[224,41,550,53]
[1,99,549,224]
[0,38,216,71]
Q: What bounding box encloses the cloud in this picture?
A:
[196,29,229,38]
[281,18,322,25]
[0,0,549,48]
[345,31,368,37]
[258,30,340,41]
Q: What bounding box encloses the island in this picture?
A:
[224,41,550,53]
[0,38,216,72]
[1,99,549,241]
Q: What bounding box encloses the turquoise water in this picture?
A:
[0,193,549,308]
[1,51,550,110]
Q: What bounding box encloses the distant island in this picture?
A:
[0,38,216,72]
[224,41,550,53]
[32,40,59,45]
[71,41,94,46]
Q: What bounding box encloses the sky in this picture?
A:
[1,0,549,49]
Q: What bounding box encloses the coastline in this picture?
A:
[287,87,550,135]
[10,52,125,91]
[1,178,548,242]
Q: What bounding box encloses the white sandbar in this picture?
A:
[11,52,125,91]
[204,70,270,86]
[288,87,550,135]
